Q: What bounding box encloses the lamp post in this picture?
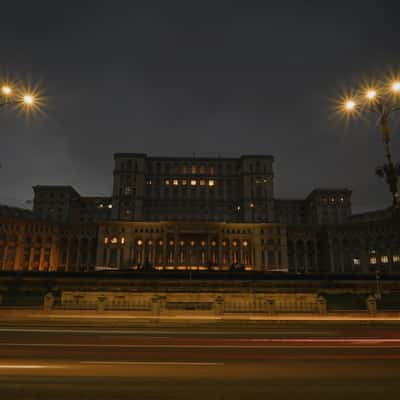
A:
[1,83,38,112]
[342,79,400,208]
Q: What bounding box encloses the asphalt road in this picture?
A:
[1,320,400,399]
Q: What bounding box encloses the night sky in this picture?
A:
[1,1,400,213]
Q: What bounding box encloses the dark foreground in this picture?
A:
[1,318,400,399]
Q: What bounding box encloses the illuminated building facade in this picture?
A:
[0,154,398,274]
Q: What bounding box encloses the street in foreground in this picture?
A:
[1,318,400,399]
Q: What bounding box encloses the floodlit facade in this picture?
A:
[0,154,398,274]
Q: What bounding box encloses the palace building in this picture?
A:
[0,154,399,274]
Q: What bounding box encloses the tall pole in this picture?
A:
[377,113,400,208]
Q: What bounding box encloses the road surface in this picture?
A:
[1,318,400,399]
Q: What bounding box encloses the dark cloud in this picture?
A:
[1,0,399,212]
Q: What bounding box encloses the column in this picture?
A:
[174,233,179,267]
[328,240,335,273]
[293,242,297,273]
[218,233,222,267]
[162,232,167,267]
[313,242,318,272]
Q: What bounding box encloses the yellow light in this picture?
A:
[1,85,12,95]
[22,94,34,105]
[366,90,376,100]
[391,81,400,93]
[345,99,356,111]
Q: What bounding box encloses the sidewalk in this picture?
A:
[1,308,400,324]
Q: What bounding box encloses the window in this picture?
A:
[393,255,400,263]
[190,180,197,186]
[381,255,389,264]
[165,179,170,186]
[182,179,187,186]
[199,179,206,186]
[208,180,215,187]
[173,179,179,186]
[107,204,112,209]
[369,256,377,265]
[191,165,197,174]
[353,258,361,265]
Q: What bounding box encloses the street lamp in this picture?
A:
[340,78,400,208]
[0,81,39,112]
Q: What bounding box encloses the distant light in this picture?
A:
[345,100,356,111]
[1,85,12,95]
[366,90,377,100]
[391,81,400,93]
[107,204,112,209]
[22,94,34,105]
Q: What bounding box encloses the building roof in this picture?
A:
[114,153,274,161]
[0,205,38,219]
[33,185,81,196]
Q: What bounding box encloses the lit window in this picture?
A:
[340,197,345,202]
[330,197,335,203]
[121,237,125,244]
[165,179,170,185]
[148,240,153,246]
[146,179,152,185]
[232,241,238,247]
[107,204,113,209]
[250,203,255,208]
[104,237,109,244]
[179,241,185,246]
[370,257,377,265]
[200,241,206,247]
[137,239,143,246]
[393,255,400,263]
[190,180,197,186]
[353,258,361,265]
[169,240,174,246]
[111,237,118,244]
[236,205,241,211]
[98,204,104,209]
[243,240,248,247]
[200,180,206,186]
[208,180,215,187]
[158,240,163,246]
[173,179,179,186]
[211,240,216,247]
[182,179,187,186]
[190,240,195,246]
[381,255,389,264]
[191,165,197,174]
[222,241,227,247]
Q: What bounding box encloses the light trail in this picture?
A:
[80,361,224,366]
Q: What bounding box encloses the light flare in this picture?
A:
[344,99,356,111]
[1,85,12,95]
[391,81,400,93]
[366,89,377,100]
